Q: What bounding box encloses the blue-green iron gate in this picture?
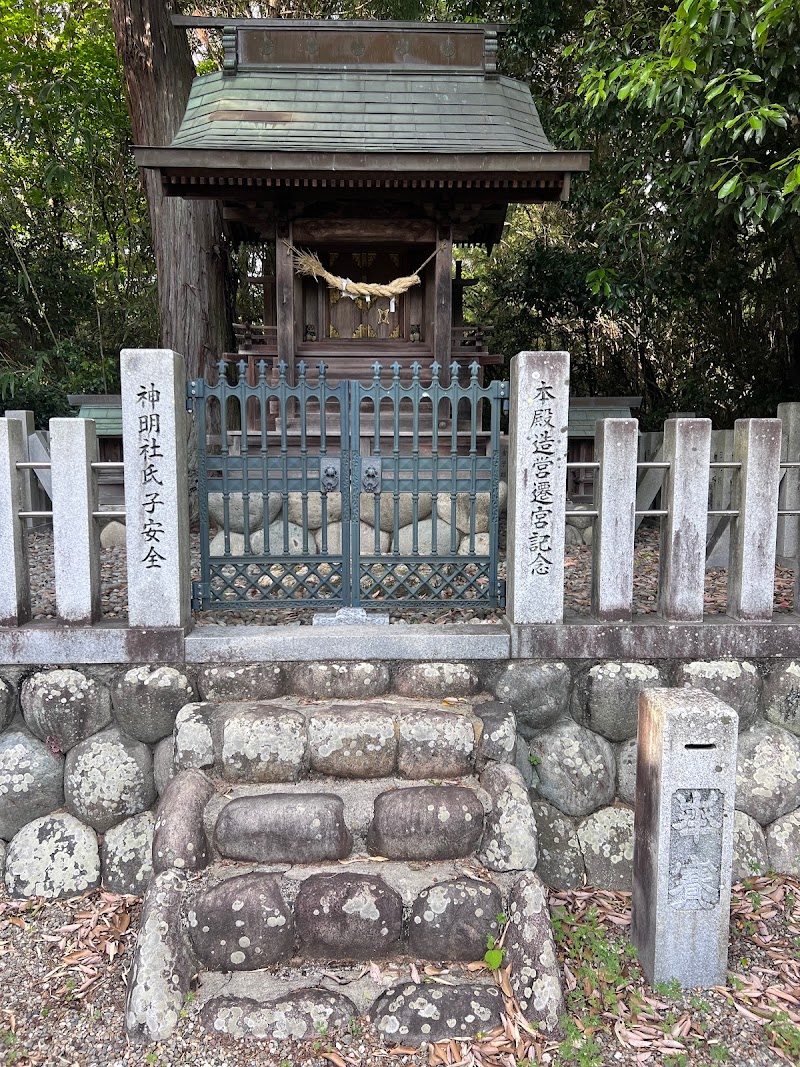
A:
[188,359,506,612]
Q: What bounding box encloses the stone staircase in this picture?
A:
[125,695,564,1046]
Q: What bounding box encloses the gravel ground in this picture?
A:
[22,524,797,625]
[0,876,797,1067]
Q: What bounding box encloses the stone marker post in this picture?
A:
[0,418,30,625]
[120,349,191,628]
[776,402,800,566]
[632,688,738,988]
[506,350,570,624]
[4,410,36,530]
[591,418,638,620]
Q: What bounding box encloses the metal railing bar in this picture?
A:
[637,461,671,469]
[636,510,669,516]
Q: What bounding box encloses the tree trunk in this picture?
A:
[109,0,229,381]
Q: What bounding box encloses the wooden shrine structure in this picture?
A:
[136,17,589,390]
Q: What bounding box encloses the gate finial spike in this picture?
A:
[451,361,461,383]
[297,360,307,380]
[430,361,441,383]
[257,359,267,384]
[237,359,247,383]
[216,357,226,381]
[469,360,480,381]
[371,361,382,382]
[391,361,402,380]
[411,361,421,381]
[317,360,327,380]
[278,360,288,381]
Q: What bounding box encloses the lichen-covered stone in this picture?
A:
[530,801,585,889]
[289,661,390,700]
[436,483,508,533]
[0,729,64,839]
[152,769,215,874]
[393,663,480,699]
[214,793,352,863]
[174,702,215,771]
[216,704,308,783]
[576,806,635,891]
[308,705,396,778]
[208,491,281,533]
[489,662,571,739]
[408,878,503,961]
[572,662,663,742]
[64,727,156,833]
[674,660,761,731]
[287,490,343,528]
[735,723,800,825]
[101,812,155,895]
[371,983,503,1044]
[515,737,535,787]
[112,666,196,745]
[125,870,195,1042]
[153,737,175,796]
[367,785,484,861]
[5,813,99,899]
[202,989,356,1041]
[394,516,454,555]
[475,702,517,769]
[0,676,14,733]
[295,873,403,959]
[21,669,111,753]
[505,873,565,1032]
[616,738,638,806]
[732,810,769,882]
[197,663,286,702]
[765,810,800,876]
[762,662,800,736]
[187,872,293,969]
[397,710,475,779]
[479,763,537,872]
[529,718,615,818]
[314,519,390,555]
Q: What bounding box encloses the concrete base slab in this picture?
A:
[0,623,187,664]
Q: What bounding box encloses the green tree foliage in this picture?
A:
[0,0,157,419]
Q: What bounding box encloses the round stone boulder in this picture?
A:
[479,763,538,873]
[393,516,456,555]
[5,813,99,899]
[732,810,769,882]
[530,801,585,890]
[101,811,155,895]
[288,491,343,528]
[213,793,352,864]
[289,661,389,701]
[202,989,357,1041]
[436,481,508,534]
[572,662,664,742]
[361,491,433,533]
[735,723,800,825]
[766,810,800,876]
[489,662,571,738]
[458,531,491,556]
[188,872,293,970]
[64,727,156,833]
[100,519,127,549]
[308,705,396,778]
[153,736,176,796]
[762,661,800,736]
[475,702,517,768]
[564,524,583,546]
[616,738,638,806]
[397,709,475,779]
[371,982,503,1044]
[674,660,761,731]
[208,491,281,533]
[173,702,215,771]
[21,669,112,753]
[295,873,403,959]
[209,521,306,557]
[505,873,565,1031]
[576,806,635,891]
[529,718,615,818]
[0,730,64,839]
[217,704,309,783]
[197,663,286,702]
[408,878,503,961]
[0,675,15,732]
[367,785,484,861]
[112,666,196,744]
[393,662,480,699]
[152,769,215,874]
[314,520,390,555]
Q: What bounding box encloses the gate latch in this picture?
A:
[320,459,340,492]
[362,462,381,493]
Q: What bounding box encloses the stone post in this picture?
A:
[658,419,712,622]
[50,418,102,625]
[4,410,36,530]
[632,688,737,988]
[705,429,734,569]
[591,418,638,621]
[728,418,781,620]
[776,402,800,565]
[121,349,191,628]
[0,418,30,624]
[505,350,570,624]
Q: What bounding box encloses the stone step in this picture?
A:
[126,868,565,1045]
[173,695,518,787]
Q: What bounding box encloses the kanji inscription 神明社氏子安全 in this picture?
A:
[136,382,167,570]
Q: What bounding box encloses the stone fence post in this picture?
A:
[776,402,800,565]
[120,349,191,628]
[505,350,570,624]
[591,418,638,621]
[0,418,30,625]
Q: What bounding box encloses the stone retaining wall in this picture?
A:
[0,657,798,896]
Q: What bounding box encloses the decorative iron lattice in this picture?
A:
[189,358,506,611]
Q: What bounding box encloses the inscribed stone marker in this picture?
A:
[632,688,738,988]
